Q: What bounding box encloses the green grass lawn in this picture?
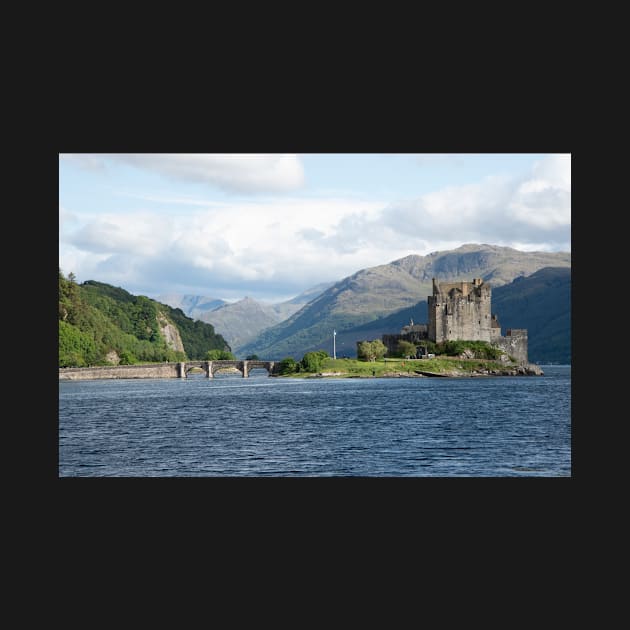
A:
[278,356,514,378]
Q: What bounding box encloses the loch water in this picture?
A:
[58,365,571,477]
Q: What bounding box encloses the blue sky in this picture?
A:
[59,153,570,302]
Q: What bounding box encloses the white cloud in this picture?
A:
[114,191,232,208]
[59,197,388,299]
[59,245,112,280]
[507,154,571,231]
[61,153,305,193]
[68,212,174,256]
[531,153,571,189]
[323,154,571,253]
[59,155,571,300]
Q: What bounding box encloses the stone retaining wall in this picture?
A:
[494,329,528,365]
[59,363,180,380]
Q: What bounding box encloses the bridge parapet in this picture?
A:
[59,363,180,380]
[59,360,278,380]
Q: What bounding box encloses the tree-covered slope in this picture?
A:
[58,271,230,367]
[160,302,231,360]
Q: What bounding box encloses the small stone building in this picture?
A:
[382,322,428,357]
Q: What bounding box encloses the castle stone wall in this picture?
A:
[493,329,528,364]
[428,278,493,343]
[382,277,530,365]
[382,329,428,356]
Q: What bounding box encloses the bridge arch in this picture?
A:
[184,362,209,377]
[208,360,278,378]
[244,360,277,377]
[177,360,278,378]
[209,360,244,378]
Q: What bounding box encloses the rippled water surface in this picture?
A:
[59,366,571,477]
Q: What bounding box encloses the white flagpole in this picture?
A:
[333,329,337,360]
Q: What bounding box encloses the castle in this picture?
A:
[380,278,529,364]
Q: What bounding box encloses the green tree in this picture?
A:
[357,339,387,362]
[246,354,260,360]
[130,296,159,341]
[396,340,417,358]
[357,341,372,361]
[435,340,502,359]
[206,349,236,360]
[59,269,89,327]
[278,356,298,375]
[119,350,137,365]
[59,320,100,367]
[300,350,328,372]
[371,340,387,361]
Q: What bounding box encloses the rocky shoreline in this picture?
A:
[305,363,544,379]
[383,364,544,378]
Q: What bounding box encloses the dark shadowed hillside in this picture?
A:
[492,267,571,364]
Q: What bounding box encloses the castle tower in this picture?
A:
[427,277,494,343]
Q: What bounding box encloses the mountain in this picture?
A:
[155,293,228,318]
[284,282,336,305]
[59,272,230,367]
[492,267,571,364]
[195,282,335,352]
[198,297,288,351]
[268,281,336,322]
[238,244,571,360]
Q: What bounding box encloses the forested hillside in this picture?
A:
[58,271,230,367]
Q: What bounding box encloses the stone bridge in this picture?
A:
[59,360,279,381]
[183,360,279,378]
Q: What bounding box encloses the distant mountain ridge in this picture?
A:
[198,297,290,351]
[155,294,228,319]
[161,282,335,352]
[238,244,571,360]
